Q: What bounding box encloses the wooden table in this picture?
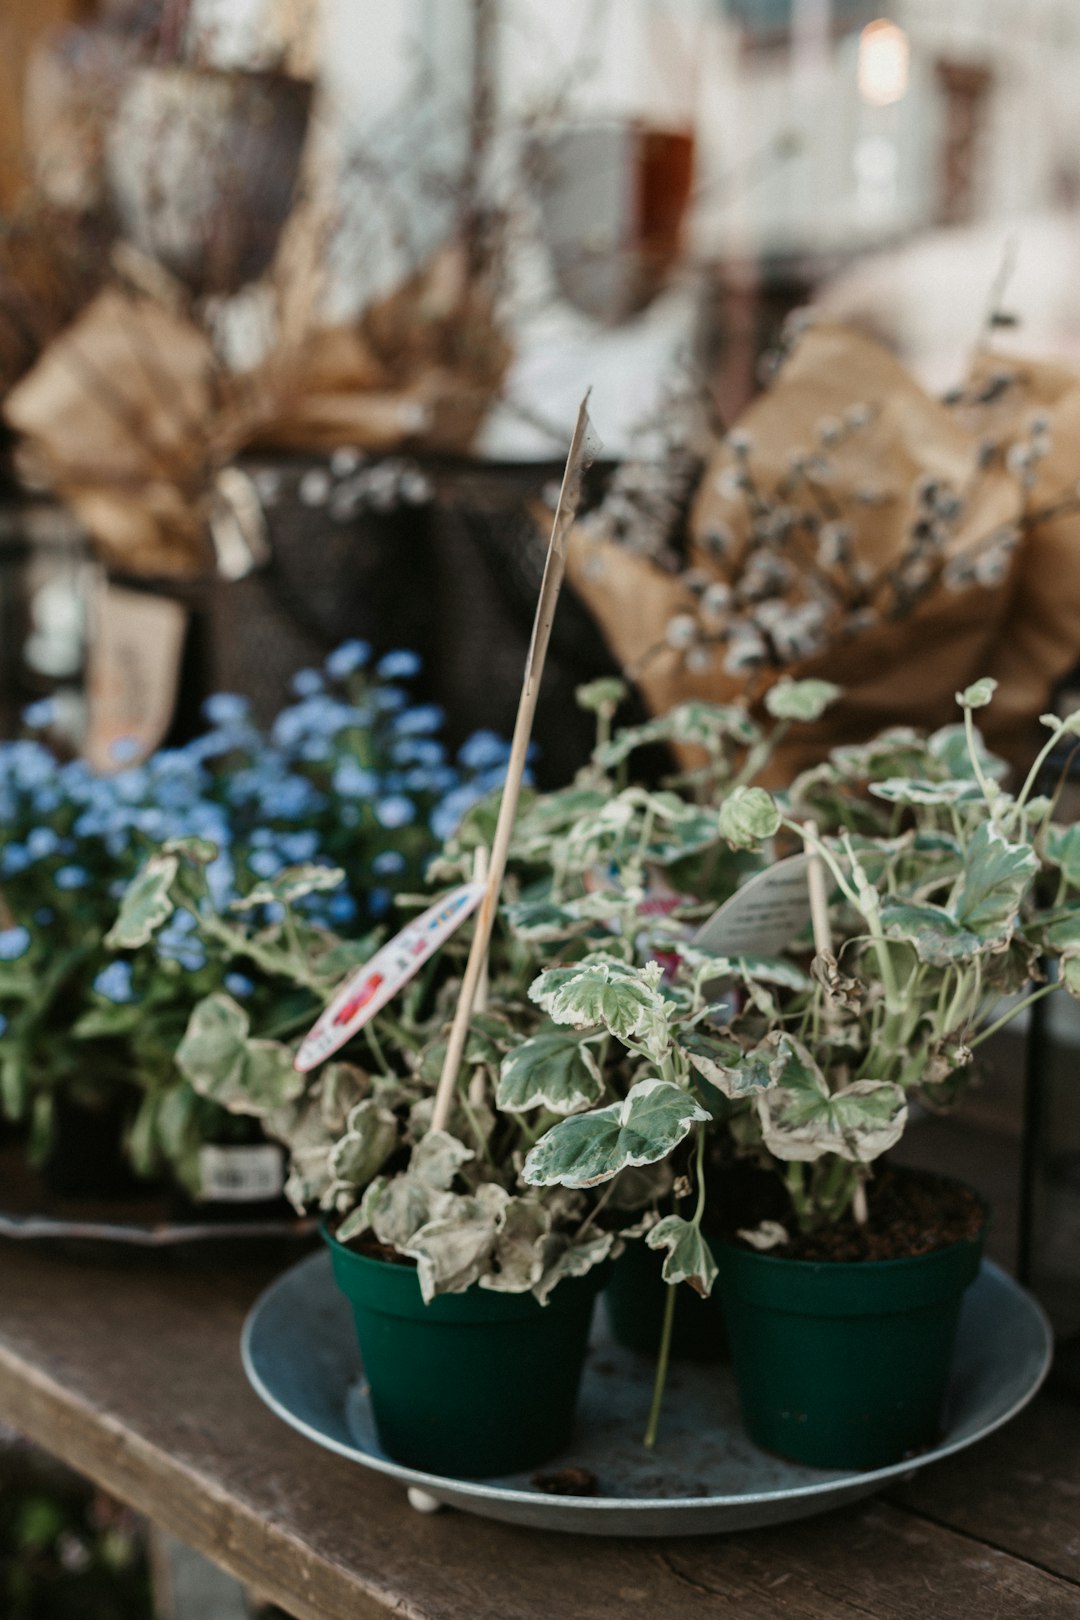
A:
[1,1235,1079,1620]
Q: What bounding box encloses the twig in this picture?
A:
[431,394,598,1133]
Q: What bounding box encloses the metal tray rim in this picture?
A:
[241,1251,1053,1517]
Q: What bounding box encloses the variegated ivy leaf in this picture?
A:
[880,900,983,965]
[680,945,812,992]
[646,1214,718,1297]
[502,897,593,942]
[480,1197,551,1293]
[955,822,1037,935]
[757,1036,906,1164]
[680,1031,775,1100]
[736,1220,789,1251]
[522,1077,710,1189]
[359,1173,455,1251]
[717,786,780,851]
[176,993,248,1097]
[576,677,628,713]
[162,835,218,864]
[529,954,671,1061]
[1060,953,1080,998]
[497,1026,603,1115]
[764,678,840,724]
[409,1129,475,1191]
[957,678,997,709]
[928,722,1007,781]
[593,701,759,768]
[1045,825,1080,889]
[533,1229,618,1306]
[869,778,982,807]
[237,1040,309,1115]
[233,862,345,909]
[176,994,305,1116]
[327,1100,399,1192]
[105,853,179,948]
[404,1183,510,1301]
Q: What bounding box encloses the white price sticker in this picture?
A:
[198,1145,285,1203]
[693,853,814,959]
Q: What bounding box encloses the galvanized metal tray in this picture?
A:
[241,1251,1052,1537]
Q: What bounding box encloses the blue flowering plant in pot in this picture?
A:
[0,641,508,1203]
[517,679,1080,1467]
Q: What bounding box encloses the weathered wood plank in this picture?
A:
[0,1243,1077,1620]
[894,1388,1080,1585]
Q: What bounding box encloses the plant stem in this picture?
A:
[643,1283,677,1451]
[969,980,1059,1049]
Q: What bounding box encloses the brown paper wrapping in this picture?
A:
[248,244,511,456]
[3,285,236,577]
[570,322,1027,780]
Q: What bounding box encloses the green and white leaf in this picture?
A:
[234,862,346,909]
[764,678,840,723]
[497,1026,604,1115]
[680,1031,776,1099]
[327,1100,399,1192]
[717,786,780,851]
[646,1214,718,1297]
[957,678,997,710]
[757,1037,906,1163]
[106,853,178,948]
[955,822,1037,936]
[175,993,248,1097]
[528,954,671,1061]
[522,1077,710,1189]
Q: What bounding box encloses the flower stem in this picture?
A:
[643,1282,677,1451]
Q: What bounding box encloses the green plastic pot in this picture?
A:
[604,1238,728,1361]
[715,1221,986,1470]
[325,1228,604,1478]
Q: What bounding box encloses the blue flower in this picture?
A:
[27,827,60,860]
[93,960,138,1004]
[325,640,371,680]
[368,887,392,919]
[0,926,31,960]
[375,795,415,829]
[224,972,255,999]
[376,649,422,680]
[248,849,283,880]
[109,736,142,766]
[332,759,379,799]
[202,693,250,727]
[291,668,325,698]
[392,738,445,768]
[1,845,30,876]
[280,830,320,863]
[328,892,358,925]
[54,865,90,891]
[371,849,406,876]
[0,1013,7,1037]
[372,686,407,714]
[34,907,54,926]
[393,704,444,737]
[458,731,512,771]
[22,699,54,729]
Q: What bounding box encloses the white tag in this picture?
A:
[295,881,485,1073]
[198,1145,285,1203]
[693,854,813,959]
[84,581,187,772]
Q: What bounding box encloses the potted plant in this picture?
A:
[0,641,506,1205]
[519,678,1080,1467]
[104,672,833,1471]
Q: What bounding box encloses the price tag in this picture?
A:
[693,853,813,959]
[198,1144,285,1203]
[295,881,486,1073]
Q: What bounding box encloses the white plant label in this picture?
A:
[295,882,486,1073]
[693,853,814,959]
[198,1145,285,1203]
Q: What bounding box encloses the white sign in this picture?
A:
[295,881,485,1073]
[198,1144,285,1203]
[693,854,814,959]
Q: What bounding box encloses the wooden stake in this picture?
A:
[431,395,597,1134]
[804,819,832,960]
